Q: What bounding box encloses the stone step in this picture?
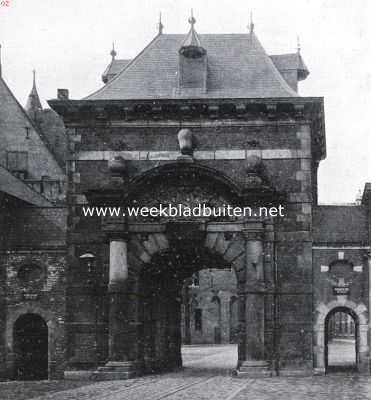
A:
[236,360,272,378]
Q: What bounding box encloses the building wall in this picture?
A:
[0,78,68,380]
[0,205,68,379]
[182,269,238,344]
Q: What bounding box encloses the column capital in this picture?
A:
[107,232,129,241]
[102,214,128,240]
[242,228,264,241]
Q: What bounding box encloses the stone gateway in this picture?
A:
[0,16,371,379]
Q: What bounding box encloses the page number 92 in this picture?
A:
[1,1,10,6]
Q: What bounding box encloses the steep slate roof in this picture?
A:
[313,205,369,244]
[86,32,298,100]
[102,59,131,83]
[0,76,65,175]
[270,53,309,79]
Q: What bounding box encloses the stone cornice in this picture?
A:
[49,96,325,162]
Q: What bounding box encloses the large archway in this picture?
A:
[137,245,239,374]
[13,313,48,380]
[97,161,277,378]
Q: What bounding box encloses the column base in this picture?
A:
[236,360,271,377]
[92,361,137,380]
[313,368,326,376]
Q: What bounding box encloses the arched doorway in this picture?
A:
[13,314,48,380]
[138,246,239,374]
[325,307,358,372]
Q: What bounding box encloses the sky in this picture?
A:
[1,0,370,204]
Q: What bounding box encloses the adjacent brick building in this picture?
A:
[1,16,371,380]
[0,70,67,379]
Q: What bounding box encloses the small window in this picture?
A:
[195,308,202,332]
[7,151,28,178]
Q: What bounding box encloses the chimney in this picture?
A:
[57,89,69,100]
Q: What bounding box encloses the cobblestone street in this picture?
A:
[2,344,371,400]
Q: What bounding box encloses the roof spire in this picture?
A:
[110,42,117,60]
[25,69,42,116]
[297,35,301,54]
[158,12,164,35]
[0,44,2,78]
[248,11,255,34]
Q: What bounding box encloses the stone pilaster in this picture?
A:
[238,221,270,377]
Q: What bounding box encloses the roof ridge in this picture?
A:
[85,33,163,100]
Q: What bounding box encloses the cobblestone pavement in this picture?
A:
[3,344,371,400]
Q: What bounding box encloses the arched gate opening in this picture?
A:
[325,307,358,372]
[138,246,238,374]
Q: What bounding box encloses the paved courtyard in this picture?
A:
[328,338,356,367]
[2,344,371,400]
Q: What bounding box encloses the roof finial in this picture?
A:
[158,12,164,34]
[297,35,301,54]
[249,11,255,34]
[188,9,196,28]
[0,44,2,78]
[32,69,36,86]
[110,42,117,60]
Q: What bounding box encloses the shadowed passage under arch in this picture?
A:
[137,246,238,374]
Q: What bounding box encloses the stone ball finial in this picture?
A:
[108,156,126,177]
[178,128,195,156]
[245,155,265,188]
[245,155,263,173]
